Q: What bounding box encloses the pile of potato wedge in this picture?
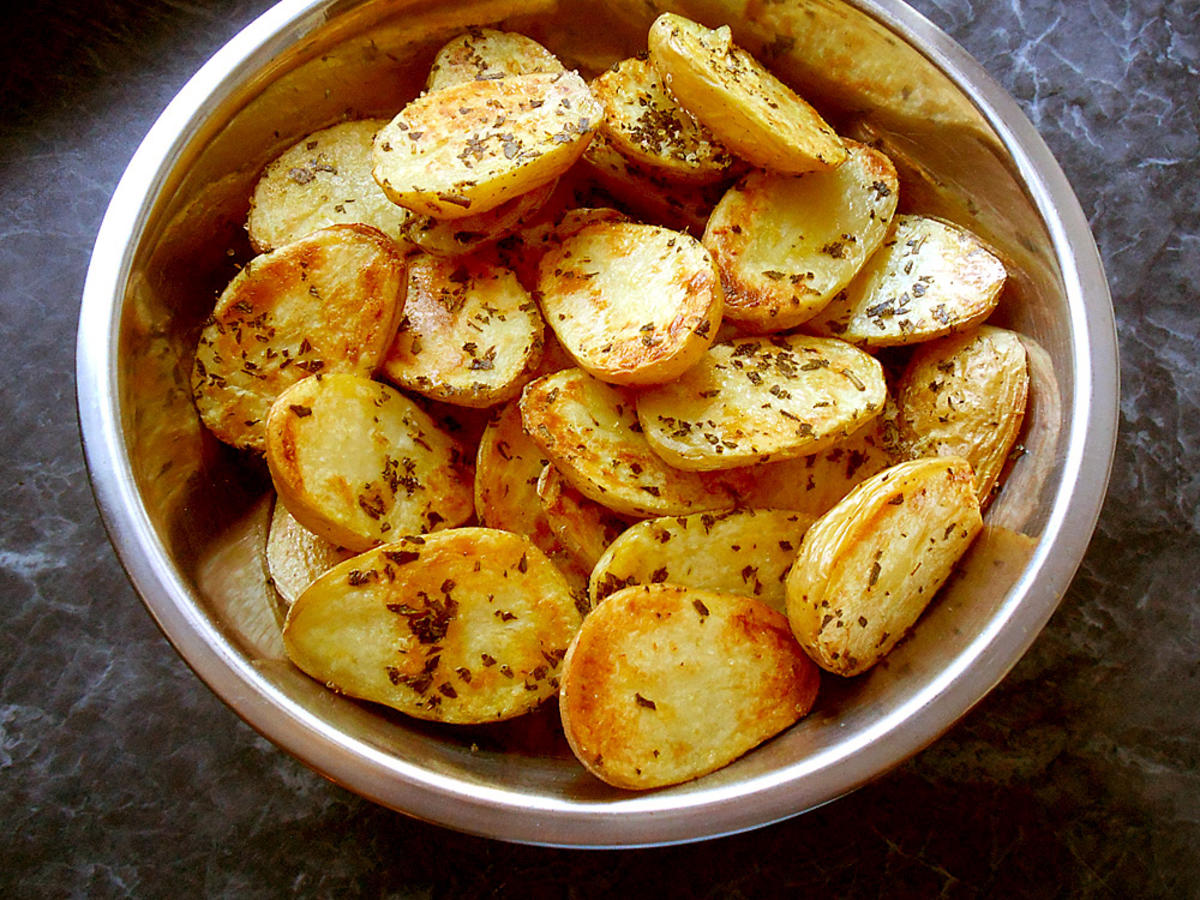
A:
[190,14,1029,791]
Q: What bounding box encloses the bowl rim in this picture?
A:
[76,0,1118,847]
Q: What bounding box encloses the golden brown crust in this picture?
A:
[191,225,406,451]
[537,221,723,385]
[535,465,633,570]
[372,71,602,219]
[283,529,584,724]
[381,253,543,408]
[559,583,820,789]
[265,374,474,552]
[426,28,564,91]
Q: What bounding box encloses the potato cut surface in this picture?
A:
[591,55,733,184]
[372,71,602,219]
[265,374,474,552]
[247,120,413,252]
[704,142,899,331]
[192,225,406,451]
[536,465,633,570]
[648,13,846,175]
[785,456,983,677]
[739,412,901,518]
[537,221,722,385]
[283,529,584,724]
[806,215,1007,346]
[427,28,564,91]
[580,131,725,235]
[474,400,592,594]
[381,253,543,408]
[636,335,886,470]
[401,178,556,257]
[559,583,820,789]
[896,326,1029,503]
[590,508,814,614]
[519,368,751,517]
[266,499,356,608]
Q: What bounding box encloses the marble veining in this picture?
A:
[1,0,1197,895]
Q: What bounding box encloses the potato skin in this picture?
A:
[896,326,1029,504]
[191,224,406,451]
[559,583,820,790]
[785,456,983,677]
[283,529,584,724]
[266,499,355,609]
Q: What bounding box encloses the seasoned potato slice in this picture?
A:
[636,335,886,470]
[739,413,901,517]
[496,205,631,291]
[896,326,1029,503]
[381,253,543,408]
[265,374,474,552]
[536,465,633,570]
[519,368,750,518]
[559,583,820,789]
[580,131,725,235]
[590,508,814,613]
[426,28,564,91]
[704,142,899,331]
[647,13,846,175]
[400,178,556,258]
[372,71,602,219]
[266,499,356,609]
[806,215,1007,346]
[283,529,584,724]
[247,119,414,253]
[192,225,406,451]
[785,456,983,677]
[591,55,733,184]
[537,221,722,385]
[474,400,591,593]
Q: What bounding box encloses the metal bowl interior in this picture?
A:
[77,0,1117,847]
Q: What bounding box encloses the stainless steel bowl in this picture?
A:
[77,0,1117,847]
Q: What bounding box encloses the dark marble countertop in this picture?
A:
[2,0,1196,895]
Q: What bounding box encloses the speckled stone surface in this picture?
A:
[1,0,1196,895]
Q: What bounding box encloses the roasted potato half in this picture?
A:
[247,119,415,253]
[636,335,887,470]
[896,325,1029,503]
[474,400,591,593]
[265,374,474,552]
[590,508,814,614]
[785,456,983,677]
[647,13,846,175]
[191,224,406,452]
[559,583,821,789]
[536,465,633,570]
[372,71,602,219]
[400,178,557,258]
[283,529,584,724]
[591,55,733,184]
[537,221,722,385]
[806,215,1007,346]
[382,253,543,408]
[519,368,750,518]
[426,28,564,91]
[266,499,356,609]
[704,142,899,331]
